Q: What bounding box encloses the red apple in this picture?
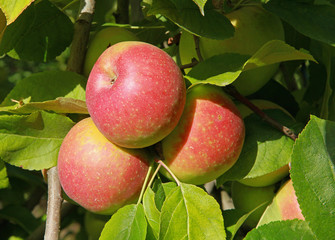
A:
[57,117,151,214]
[258,179,304,226]
[83,27,139,77]
[160,84,245,185]
[179,5,284,96]
[86,41,186,148]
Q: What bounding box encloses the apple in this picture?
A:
[86,41,186,149]
[179,5,285,96]
[236,99,291,187]
[258,179,304,226]
[83,27,139,76]
[160,84,245,185]
[231,181,276,229]
[57,117,151,214]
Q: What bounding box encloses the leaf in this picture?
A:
[0,205,40,233]
[147,0,234,40]
[0,0,73,61]
[143,188,160,239]
[314,43,335,121]
[100,204,147,240]
[1,71,86,107]
[217,109,297,186]
[186,40,316,87]
[192,0,207,15]
[0,111,75,170]
[0,0,35,25]
[223,202,270,240]
[0,7,6,40]
[0,159,9,189]
[159,183,226,240]
[153,180,177,211]
[0,97,88,114]
[290,115,335,240]
[245,220,316,240]
[265,0,335,46]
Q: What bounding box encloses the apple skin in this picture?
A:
[258,179,304,226]
[86,41,186,148]
[179,5,284,96]
[57,117,151,215]
[236,99,291,187]
[83,27,139,77]
[232,181,276,229]
[160,84,245,185]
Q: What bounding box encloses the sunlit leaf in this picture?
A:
[0,111,74,170]
[100,204,147,240]
[291,115,335,239]
[159,183,226,240]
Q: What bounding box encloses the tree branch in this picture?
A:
[193,35,204,62]
[44,167,63,240]
[66,0,96,74]
[115,0,129,24]
[223,85,298,141]
[44,1,96,239]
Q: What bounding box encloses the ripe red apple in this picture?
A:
[179,5,284,96]
[160,84,245,185]
[258,179,304,226]
[57,117,151,214]
[236,99,291,187]
[231,181,276,229]
[86,41,186,148]
[83,27,139,77]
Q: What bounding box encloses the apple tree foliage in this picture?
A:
[0,0,334,239]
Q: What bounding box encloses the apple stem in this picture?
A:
[147,164,162,188]
[157,160,181,186]
[223,85,298,141]
[137,165,154,205]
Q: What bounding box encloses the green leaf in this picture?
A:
[245,220,316,240]
[223,202,270,240]
[223,208,253,240]
[159,183,226,240]
[265,0,335,46]
[0,0,35,24]
[291,115,335,240]
[1,71,86,107]
[0,97,88,114]
[313,43,335,121]
[0,159,9,189]
[0,205,40,233]
[217,110,297,186]
[147,0,234,40]
[186,40,316,87]
[0,111,74,170]
[192,0,207,15]
[100,204,147,240]
[0,0,73,61]
[143,188,160,239]
[153,180,177,211]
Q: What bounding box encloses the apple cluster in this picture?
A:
[57,4,290,217]
[57,39,246,214]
